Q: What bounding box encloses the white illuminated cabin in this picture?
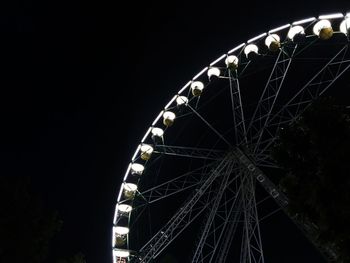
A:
[123,183,137,199]
[225,55,239,70]
[151,127,164,144]
[191,81,204,96]
[265,34,281,52]
[140,144,154,161]
[313,19,333,40]
[287,25,305,41]
[176,95,188,106]
[163,111,176,127]
[207,67,220,80]
[130,163,144,175]
[340,16,350,35]
[244,44,259,60]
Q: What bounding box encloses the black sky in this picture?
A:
[0,0,349,262]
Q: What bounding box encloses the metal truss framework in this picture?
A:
[248,43,297,154]
[138,154,235,262]
[118,21,350,263]
[132,44,350,261]
[228,69,247,146]
[136,147,290,263]
[254,44,350,158]
[154,145,224,160]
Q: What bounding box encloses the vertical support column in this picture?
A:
[228,69,247,146]
[240,171,265,263]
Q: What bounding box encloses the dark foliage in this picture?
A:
[0,176,62,263]
[272,97,350,262]
[56,252,86,263]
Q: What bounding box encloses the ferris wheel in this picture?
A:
[112,12,350,263]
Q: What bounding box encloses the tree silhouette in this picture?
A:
[0,176,62,263]
[159,253,179,263]
[272,97,350,262]
[56,252,86,263]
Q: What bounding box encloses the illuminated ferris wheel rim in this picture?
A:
[112,12,350,261]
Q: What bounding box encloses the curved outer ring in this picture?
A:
[112,12,349,258]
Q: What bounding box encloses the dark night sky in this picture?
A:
[0,0,349,262]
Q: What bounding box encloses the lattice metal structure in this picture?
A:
[112,12,350,263]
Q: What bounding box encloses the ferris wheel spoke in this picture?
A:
[191,161,238,262]
[259,205,284,222]
[214,203,242,263]
[234,148,288,208]
[199,174,244,263]
[186,103,232,147]
[252,135,280,160]
[246,45,296,131]
[247,44,297,154]
[240,172,265,263]
[255,154,280,169]
[112,15,350,263]
[138,154,235,262]
[255,162,280,170]
[265,44,350,135]
[228,70,247,145]
[252,45,350,158]
[237,61,252,78]
[133,161,225,208]
[153,144,225,160]
[241,154,336,263]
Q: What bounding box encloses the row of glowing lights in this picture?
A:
[244,16,350,59]
[112,13,350,260]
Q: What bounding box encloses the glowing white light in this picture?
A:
[313,19,332,35]
[123,183,137,192]
[287,25,305,40]
[113,208,118,224]
[191,81,204,92]
[113,249,130,258]
[265,34,280,48]
[247,33,267,43]
[117,203,132,213]
[163,111,176,121]
[112,226,129,247]
[122,173,128,182]
[207,67,220,78]
[151,127,164,137]
[131,145,141,161]
[209,54,226,66]
[123,164,131,181]
[193,67,208,80]
[131,163,144,174]
[114,226,130,236]
[228,43,245,54]
[292,17,316,25]
[141,127,152,143]
[225,55,239,70]
[112,228,115,247]
[140,144,153,160]
[191,80,205,96]
[340,18,350,35]
[141,144,153,154]
[164,95,177,110]
[319,13,344,20]
[163,111,176,126]
[268,24,290,34]
[225,55,239,66]
[244,44,259,57]
[152,110,164,126]
[178,81,191,95]
[176,95,188,106]
[117,184,124,202]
